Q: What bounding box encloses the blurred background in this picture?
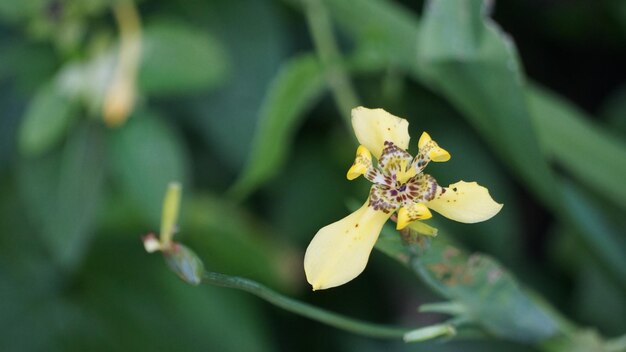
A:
[0,0,625,351]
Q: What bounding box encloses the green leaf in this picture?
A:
[0,0,45,22]
[324,0,419,70]
[376,229,560,343]
[527,85,626,211]
[17,121,106,269]
[184,194,298,291]
[416,0,556,207]
[139,21,229,95]
[185,0,289,172]
[559,179,626,290]
[18,84,77,157]
[108,110,188,227]
[600,85,626,135]
[229,54,326,199]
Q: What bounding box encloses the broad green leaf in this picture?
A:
[600,85,626,134]
[527,85,626,211]
[17,121,106,269]
[416,0,556,207]
[229,54,326,199]
[108,110,188,227]
[139,21,229,95]
[324,0,419,70]
[0,0,45,22]
[18,84,76,157]
[559,179,626,290]
[376,229,560,343]
[186,0,289,172]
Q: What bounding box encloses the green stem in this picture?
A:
[202,271,408,339]
[304,0,359,128]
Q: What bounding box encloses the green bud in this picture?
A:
[165,243,204,286]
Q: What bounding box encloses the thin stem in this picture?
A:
[304,0,359,129]
[202,271,409,339]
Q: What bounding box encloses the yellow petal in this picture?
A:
[304,201,392,290]
[418,132,432,149]
[418,131,450,163]
[351,107,410,159]
[426,181,503,223]
[396,203,432,230]
[429,147,451,162]
[346,145,372,180]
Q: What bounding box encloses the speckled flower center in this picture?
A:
[365,141,439,214]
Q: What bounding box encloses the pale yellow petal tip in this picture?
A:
[311,283,323,291]
[418,132,431,149]
[429,147,451,162]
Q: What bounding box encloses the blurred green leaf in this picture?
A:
[184,194,298,292]
[186,0,289,172]
[416,0,556,207]
[18,84,77,157]
[229,54,326,199]
[139,21,229,95]
[376,229,560,343]
[559,179,626,290]
[0,0,44,23]
[600,84,626,135]
[325,0,419,70]
[528,85,626,211]
[541,330,607,352]
[17,121,106,269]
[108,110,189,227]
[572,260,626,336]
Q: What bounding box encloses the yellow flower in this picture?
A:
[304,107,503,290]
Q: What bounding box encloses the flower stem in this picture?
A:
[202,271,408,339]
[304,0,359,129]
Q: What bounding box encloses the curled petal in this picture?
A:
[418,131,432,149]
[347,145,372,180]
[397,202,432,230]
[304,202,392,290]
[351,107,410,159]
[426,181,503,223]
[417,132,450,163]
